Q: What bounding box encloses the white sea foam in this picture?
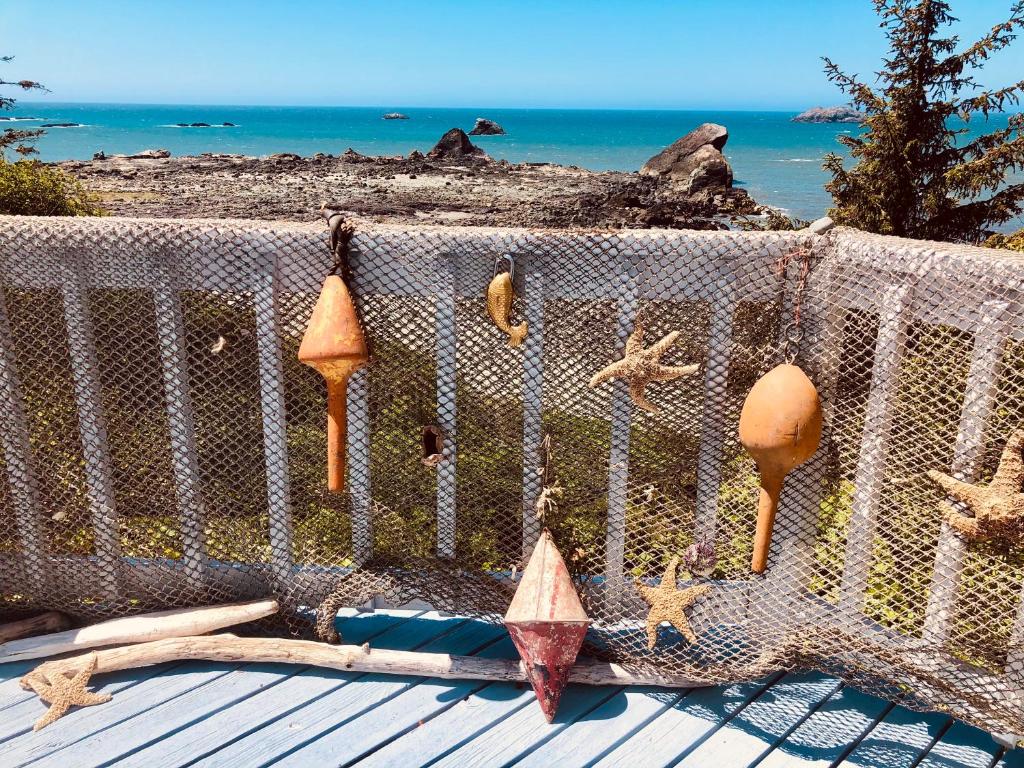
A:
[0,117,44,122]
[160,124,240,128]
[769,158,817,163]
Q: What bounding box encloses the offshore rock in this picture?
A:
[468,118,505,136]
[792,106,863,123]
[641,123,732,194]
[428,128,489,161]
[382,112,410,120]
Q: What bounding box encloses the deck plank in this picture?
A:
[0,611,1016,767]
[428,683,626,768]
[835,705,952,768]
[351,681,535,767]
[915,720,1001,768]
[272,633,514,767]
[512,686,687,767]
[670,672,842,768]
[107,609,425,768]
[200,616,497,767]
[592,677,777,768]
[755,685,893,768]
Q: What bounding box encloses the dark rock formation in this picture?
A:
[92,151,106,161]
[383,112,410,120]
[468,118,505,136]
[640,123,732,193]
[792,106,863,123]
[267,152,302,163]
[40,122,82,128]
[428,129,489,161]
[222,122,236,127]
[191,122,211,128]
[128,148,171,159]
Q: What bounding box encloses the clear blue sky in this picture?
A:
[5,0,1023,110]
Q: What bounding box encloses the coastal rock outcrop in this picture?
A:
[792,106,863,123]
[428,128,489,161]
[468,118,505,136]
[128,148,171,159]
[640,123,732,193]
[383,113,410,120]
[41,122,83,128]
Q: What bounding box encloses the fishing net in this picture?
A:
[0,215,1022,738]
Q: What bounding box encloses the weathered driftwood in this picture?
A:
[0,612,71,644]
[28,634,712,689]
[0,599,278,662]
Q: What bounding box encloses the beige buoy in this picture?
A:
[738,364,822,574]
[298,275,368,492]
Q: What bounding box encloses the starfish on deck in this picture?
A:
[20,652,112,731]
[636,556,712,650]
[926,427,1024,541]
[589,324,699,413]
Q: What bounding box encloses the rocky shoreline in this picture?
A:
[57,124,768,229]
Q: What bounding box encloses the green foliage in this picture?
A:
[984,228,1024,251]
[823,0,1024,243]
[0,159,104,216]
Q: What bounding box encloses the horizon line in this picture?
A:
[16,99,835,113]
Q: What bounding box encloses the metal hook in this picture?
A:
[493,253,515,282]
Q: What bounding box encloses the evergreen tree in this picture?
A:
[824,0,1024,243]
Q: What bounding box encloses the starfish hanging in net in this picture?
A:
[926,427,1024,541]
[20,652,112,731]
[636,556,712,649]
[589,324,699,413]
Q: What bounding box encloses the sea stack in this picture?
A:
[469,118,506,136]
[428,128,489,161]
[640,123,732,194]
[792,106,864,123]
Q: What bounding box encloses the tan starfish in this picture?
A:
[636,556,712,649]
[20,652,112,731]
[926,427,1024,541]
[589,324,699,413]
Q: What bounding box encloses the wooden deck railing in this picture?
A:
[0,215,1022,702]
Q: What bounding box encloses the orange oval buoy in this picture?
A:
[739,364,822,574]
[298,275,368,493]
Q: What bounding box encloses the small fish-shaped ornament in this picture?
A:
[486,257,527,347]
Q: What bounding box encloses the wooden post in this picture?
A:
[839,284,914,616]
[923,300,1010,648]
[521,269,545,558]
[60,250,121,601]
[253,246,294,590]
[151,256,208,588]
[435,256,458,559]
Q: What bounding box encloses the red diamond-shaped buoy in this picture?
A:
[504,529,591,722]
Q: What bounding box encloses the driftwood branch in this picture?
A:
[28,633,713,689]
[0,612,71,644]
[1,599,278,663]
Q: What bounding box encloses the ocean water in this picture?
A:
[8,103,1020,224]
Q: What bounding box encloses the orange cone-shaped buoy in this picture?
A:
[739,364,822,574]
[298,275,368,493]
[504,529,590,722]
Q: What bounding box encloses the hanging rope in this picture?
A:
[773,244,813,365]
[322,207,356,281]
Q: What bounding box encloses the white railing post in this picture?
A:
[0,285,46,595]
[253,244,294,590]
[60,249,121,601]
[435,256,458,559]
[694,274,736,543]
[521,268,545,559]
[151,255,208,588]
[923,300,1011,648]
[604,244,639,613]
[839,284,914,616]
[347,367,373,565]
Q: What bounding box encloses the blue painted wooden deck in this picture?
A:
[0,609,1018,767]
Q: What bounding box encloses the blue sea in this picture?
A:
[8,103,1021,224]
